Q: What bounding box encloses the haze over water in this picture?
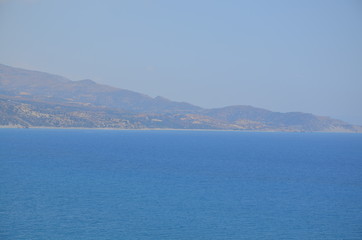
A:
[1,129,362,239]
[1,0,361,124]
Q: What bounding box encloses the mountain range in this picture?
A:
[0,63,360,132]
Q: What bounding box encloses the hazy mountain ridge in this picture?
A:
[0,64,200,113]
[201,106,356,132]
[0,64,361,132]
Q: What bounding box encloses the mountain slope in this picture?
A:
[202,106,359,132]
[0,64,201,113]
[0,64,361,132]
[0,95,237,130]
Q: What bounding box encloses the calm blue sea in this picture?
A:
[0,129,362,240]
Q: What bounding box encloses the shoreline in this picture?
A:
[0,125,361,133]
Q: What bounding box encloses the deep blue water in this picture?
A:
[1,129,362,240]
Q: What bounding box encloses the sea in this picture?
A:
[0,129,361,240]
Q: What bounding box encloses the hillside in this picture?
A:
[0,64,361,132]
[0,64,201,113]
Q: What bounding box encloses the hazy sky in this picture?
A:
[1,0,361,124]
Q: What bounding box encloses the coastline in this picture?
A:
[1,125,361,133]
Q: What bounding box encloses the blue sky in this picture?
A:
[1,0,361,124]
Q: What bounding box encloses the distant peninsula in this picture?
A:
[0,63,361,132]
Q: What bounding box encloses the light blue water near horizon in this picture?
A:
[0,129,362,240]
